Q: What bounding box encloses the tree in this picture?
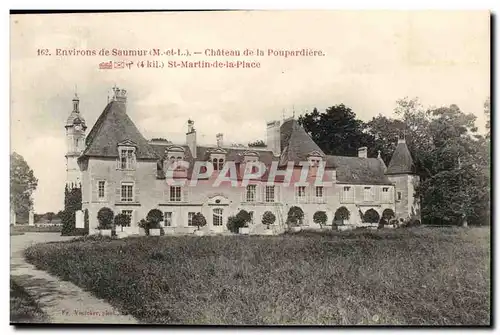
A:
[46,212,55,223]
[363,209,380,223]
[114,213,131,232]
[10,152,38,217]
[61,185,82,235]
[248,139,266,148]
[365,115,406,163]
[262,211,276,229]
[334,207,350,226]
[313,211,328,229]
[298,105,373,156]
[287,206,304,226]
[84,209,89,234]
[382,209,395,220]
[192,212,207,230]
[97,207,114,229]
[236,210,252,227]
[146,209,163,229]
[484,97,490,139]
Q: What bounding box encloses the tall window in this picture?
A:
[397,192,402,201]
[342,186,354,203]
[265,185,275,203]
[218,158,224,171]
[296,186,307,201]
[98,181,106,199]
[213,208,223,226]
[315,186,324,202]
[382,187,390,202]
[363,187,373,202]
[164,212,172,226]
[121,182,134,202]
[212,158,218,171]
[170,186,182,202]
[188,212,196,226]
[119,148,135,170]
[246,185,257,202]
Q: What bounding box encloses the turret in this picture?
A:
[65,91,86,188]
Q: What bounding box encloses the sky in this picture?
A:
[10,11,490,213]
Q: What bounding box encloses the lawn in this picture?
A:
[24,227,491,325]
[10,279,47,323]
[11,225,61,234]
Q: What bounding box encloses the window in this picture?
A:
[296,186,307,202]
[382,187,390,202]
[265,185,275,203]
[246,185,256,202]
[164,212,172,226]
[218,158,224,171]
[121,182,134,202]
[342,186,354,203]
[98,181,106,199]
[213,208,223,226]
[363,187,373,202]
[188,212,196,226]
[119,148,135,170]
[122,210,133,219]
[212,158,218,171]
[397,192,402,201]
[315,186,324,202]
[170,186,182,202]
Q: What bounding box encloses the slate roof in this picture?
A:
[279,118,325,165]
[386,140,417,175]
[81,100,158,160]
[326,155,392,185]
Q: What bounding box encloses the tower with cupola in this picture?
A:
[65,93,87,188]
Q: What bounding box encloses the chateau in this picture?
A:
[65,87,420,235]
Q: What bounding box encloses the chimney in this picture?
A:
[358,147,367,158]
[112,86,127,104]
[186,119,197,158]
[266,120,281,156]
[216,133,224,147]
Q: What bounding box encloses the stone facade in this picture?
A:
[67,88,420,235]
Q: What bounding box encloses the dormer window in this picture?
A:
[209,148,227,172]
[165,146,186,170]
[118,148,136,170]
[213,158,224,171]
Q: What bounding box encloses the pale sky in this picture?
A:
[10,11,490,213]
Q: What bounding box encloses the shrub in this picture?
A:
[146,209,163,227]
[262,211,276,229]
[334,207,350,226]
[97,207,114,230]
[114,213,131,232]
[382,208,396,220]
[313,211,328,229]
[227,216,245,233]
[362,209,380,223]
[192,212,207,230]
[287,206,304,226]
[236,210,252,227]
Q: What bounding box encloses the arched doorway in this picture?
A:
[382,208,395,220]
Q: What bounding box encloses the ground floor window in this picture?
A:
[213,208,223,226]
[164,212,172,226]
[265,186,275,202]
[121,182,134,202]
[121,210,133,219]
[188,212,196,226]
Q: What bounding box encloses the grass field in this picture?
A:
[10,279,47,323]
[11,225,61,234]
[24,227,490,325]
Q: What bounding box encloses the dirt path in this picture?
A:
[10,233,137,324]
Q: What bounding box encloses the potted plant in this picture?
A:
[313,211,328,230]
[236,210,251,235]
[287,206,304,232]
[146,209,163,236]
[192,212,207,236]
[114,213,131,238]
[262,211,276,235]
[97,207,114,236]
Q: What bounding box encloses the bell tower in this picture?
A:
[65,92,87,188]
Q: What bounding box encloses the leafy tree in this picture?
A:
[287,206,304,226]
[382,209,395,220]
[484,97,490,139]
[192,212,207,230]
[365,115,406,163]
[262,211,276,229]
[363,209,380,223]
[248,139,266,148]
[298,105,373,156]
[61,185,82,235]
[114,213,131,232]
[84,209,89,234]
[334,207,350,226]
[313,211,328,229]
[227,216,243,233]
[97,207,114,229]
[146,209,163,229]
[10,152,38,217]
